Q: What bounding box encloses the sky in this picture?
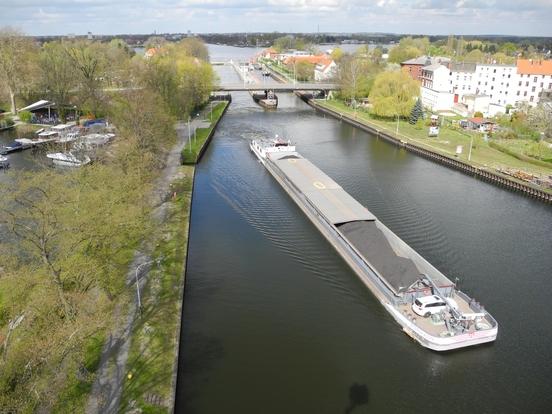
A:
[0,0,551,37]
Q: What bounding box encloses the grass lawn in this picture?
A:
[119,166,194,413]
[181,102,228,164]
[318,99,552,177]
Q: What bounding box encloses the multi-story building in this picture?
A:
[401,56,451,81]
[421,59,552,116]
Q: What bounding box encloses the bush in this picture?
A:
[18,110,32,123]
[473,111,484,118]
[0,115,14,129]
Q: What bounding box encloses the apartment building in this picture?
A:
[419,59,552,115]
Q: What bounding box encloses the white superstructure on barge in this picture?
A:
[250,139,498,351]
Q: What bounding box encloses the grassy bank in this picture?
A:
[181,101,228,164]
[317,99,552,177]
[118,166,194,413]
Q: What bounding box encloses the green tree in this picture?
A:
[0,28,38,113]
[40,41,77,121]
[295,61,315,81]
[65,40,108,117]
[463,49,485,63]
[369,71,420,118]
[409,98,423,124]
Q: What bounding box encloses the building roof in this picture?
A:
[517,59,552,76]
[422,63,447,72]
[19,100,54,112]
[402,55,451,66]
[283,55,333,67]
[450,62,476,73]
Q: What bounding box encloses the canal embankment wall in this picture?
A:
[297,93,552,204]
[196,100,230,163]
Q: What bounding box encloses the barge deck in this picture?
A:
[250,139,498,351]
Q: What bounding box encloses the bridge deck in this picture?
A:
[216,83,338,91]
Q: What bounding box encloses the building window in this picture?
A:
[534,77,537,82]
[508,74,511,78]
[491,86,494,90]
[519,81,522,86]
[530,96,534,102]
[524,91,527,96]
[541,83,544,88]
[532,86,536,92]
[526,81,529,86]
[506,83,509,87]
[517,91,520,96]
[493,69,496,73]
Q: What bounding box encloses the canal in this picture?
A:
[184,48,549,413]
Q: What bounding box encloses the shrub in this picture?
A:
[0,115,14,129]
[473,111,484,118]
[18,110,32,123]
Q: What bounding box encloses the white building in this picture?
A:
[420,64,454,111]
[314,60,337,81]
[421,59,552,116]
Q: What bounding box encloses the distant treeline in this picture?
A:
[30,33,552,51]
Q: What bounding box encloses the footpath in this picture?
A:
[85,111,208,414]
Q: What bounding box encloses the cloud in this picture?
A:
[0,0,550,36]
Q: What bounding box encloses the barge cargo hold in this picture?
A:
[250,139,498,351]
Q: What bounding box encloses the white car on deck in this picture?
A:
[412,295,458,318]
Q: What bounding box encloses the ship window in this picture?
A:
[415,299,422,307]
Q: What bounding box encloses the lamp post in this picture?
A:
[468,134,474,161]
[134,258,162,315]
[188,116,191,151]
[396,113,400,136]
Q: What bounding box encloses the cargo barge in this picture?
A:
[250,138,498,351]
[251,90,278,109]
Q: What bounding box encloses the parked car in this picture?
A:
[412,295,458,317]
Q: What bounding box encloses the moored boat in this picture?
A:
[249,139,498,351]
[46,152,91,167]
[0,154,9,169]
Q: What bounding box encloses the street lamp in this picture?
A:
[396,113,400,136]
[188,117,192,151]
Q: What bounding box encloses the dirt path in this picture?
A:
[86,114,208,414]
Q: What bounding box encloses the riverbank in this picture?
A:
[181,101,229,164]
[117,165,194,412]
[303,96,552,202]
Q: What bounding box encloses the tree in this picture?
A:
[40,41,77,121]
[338,55,379,102]
[0,28,37,113]
[295,61,315,81]
[409,98,423,124]
[388,45,421,64]
[369,71,420,118]
[65,40,108,116]
[463,49,485,63]
[331,47,344,62]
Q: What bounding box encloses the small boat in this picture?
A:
[1,140,31,154]
[0,154,9,169]
[46,152,91,167]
